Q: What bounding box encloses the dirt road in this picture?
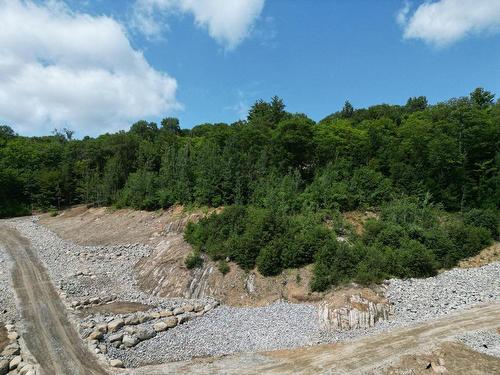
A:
[0,225,108,375]
[127,302,500,375]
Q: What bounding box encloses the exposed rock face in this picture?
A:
[318,294,393,331]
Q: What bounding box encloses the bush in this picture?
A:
[218,259,230,275]
[422,228,455,267]
[185,251,203,269]
[447,223,492,261]
[311,240,360,291]
[354,245,391,284]
[281,214,331,268]
[464,209,499,237]
[397,239,437,278]
[349,167,393,208]
[256,244,282,276]
[375,223,406,248]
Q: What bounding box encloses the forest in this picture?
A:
[1,88,498,291]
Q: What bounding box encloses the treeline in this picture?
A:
[0,88,498,290]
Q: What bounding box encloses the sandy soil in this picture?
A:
[39,205,181,246]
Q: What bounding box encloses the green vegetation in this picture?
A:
[218,259,230,275]
[1,89,498,291]
[185,250,203,269]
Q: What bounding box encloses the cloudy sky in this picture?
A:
[1,0,499,136]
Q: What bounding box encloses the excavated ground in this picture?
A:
[0,206,498,374]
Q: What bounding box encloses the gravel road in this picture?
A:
[0,225,108,375]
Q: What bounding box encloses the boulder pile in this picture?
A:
[0,322,39,375]
[79,302,219,366]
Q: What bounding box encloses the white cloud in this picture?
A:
[0,0,180,135]
[133,0,266,49]
[399,0,500,46]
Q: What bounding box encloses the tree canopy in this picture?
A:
[1,90,498,291]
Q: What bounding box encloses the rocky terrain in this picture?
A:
[0,248,17,323]
[458,329,500,358]
[0,209,499,372]
[0,322,40,375]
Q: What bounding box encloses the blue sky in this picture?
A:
[1,0,499,136]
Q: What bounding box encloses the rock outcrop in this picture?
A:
[318,294,393,331]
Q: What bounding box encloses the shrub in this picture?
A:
[185,251,203,269]
[218,259,230,275]
[281,215,331,269]
[397,239,437,278]
[447,223,492,261]
[375,223,406,248]
[256,244,282,276]
[311,240,360,291]
[422,228,455,268]
[349,166,393,208]
[463,209,499,237]
[354,245,391,284]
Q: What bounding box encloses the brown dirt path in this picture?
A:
[0,225,108,375]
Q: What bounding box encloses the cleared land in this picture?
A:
[0,208,499,374]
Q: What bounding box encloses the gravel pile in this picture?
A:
[385,263,500,324]
[458,330,500,358]
[5,218,164,306]
[109,302,321,367]
[322,262,500,343]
